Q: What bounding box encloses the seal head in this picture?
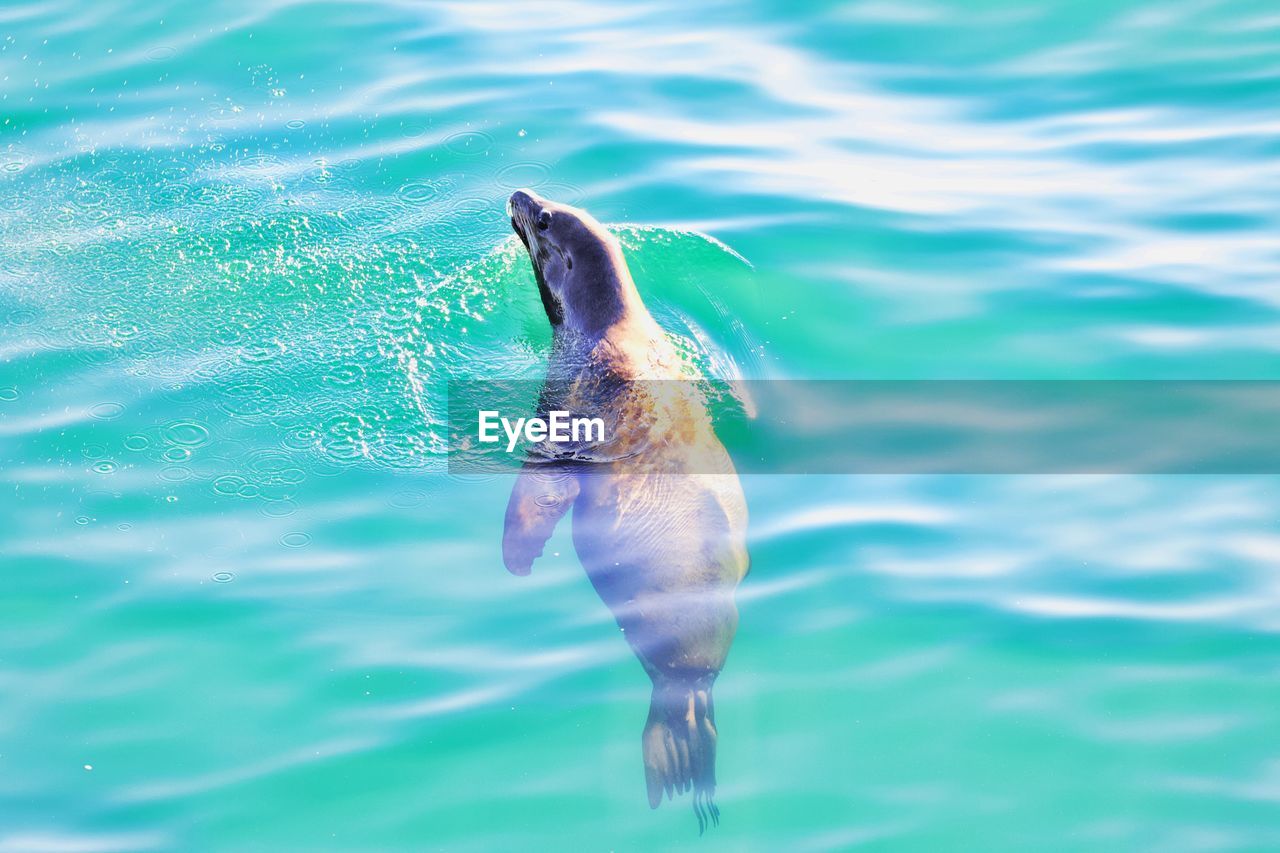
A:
[508,188,644,337]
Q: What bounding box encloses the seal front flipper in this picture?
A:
[502,461,579,576]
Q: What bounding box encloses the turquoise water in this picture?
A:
[3,0,1280,849]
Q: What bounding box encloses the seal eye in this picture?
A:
[537,211,552,231]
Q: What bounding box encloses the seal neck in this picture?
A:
[558,244,655,339]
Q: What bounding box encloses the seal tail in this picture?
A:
[641,680,720,832]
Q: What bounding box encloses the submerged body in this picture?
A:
[502,189,748,827]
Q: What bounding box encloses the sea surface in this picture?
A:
[3,1,1280,850]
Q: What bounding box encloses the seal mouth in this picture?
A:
[509,189,564,327]
[507,188,540,239]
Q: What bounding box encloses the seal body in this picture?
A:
[502,189,748,828]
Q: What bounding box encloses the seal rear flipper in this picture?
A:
[641,680,720,832]
[502,461,579,575]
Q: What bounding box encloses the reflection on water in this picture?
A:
[2,0,1280,849]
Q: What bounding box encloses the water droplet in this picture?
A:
[222,383,272,417]
[213,475,247,496]
[444,130,493,156]
[260,499,298,518]
[160,466,192,482]
[496,161,551,189]
[123,434,150,452]
[389,489,427,508]
[282,426,319,451]
[322,364,365,388]
[207,102,241,121]
[536,181,587,205]
[397,180,449,205]
[280,531,311,548]
[163,420,210,447]
[89,402,125,421]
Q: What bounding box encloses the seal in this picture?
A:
[503,189,749,830]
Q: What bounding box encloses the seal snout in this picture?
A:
[508,188,542,234]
